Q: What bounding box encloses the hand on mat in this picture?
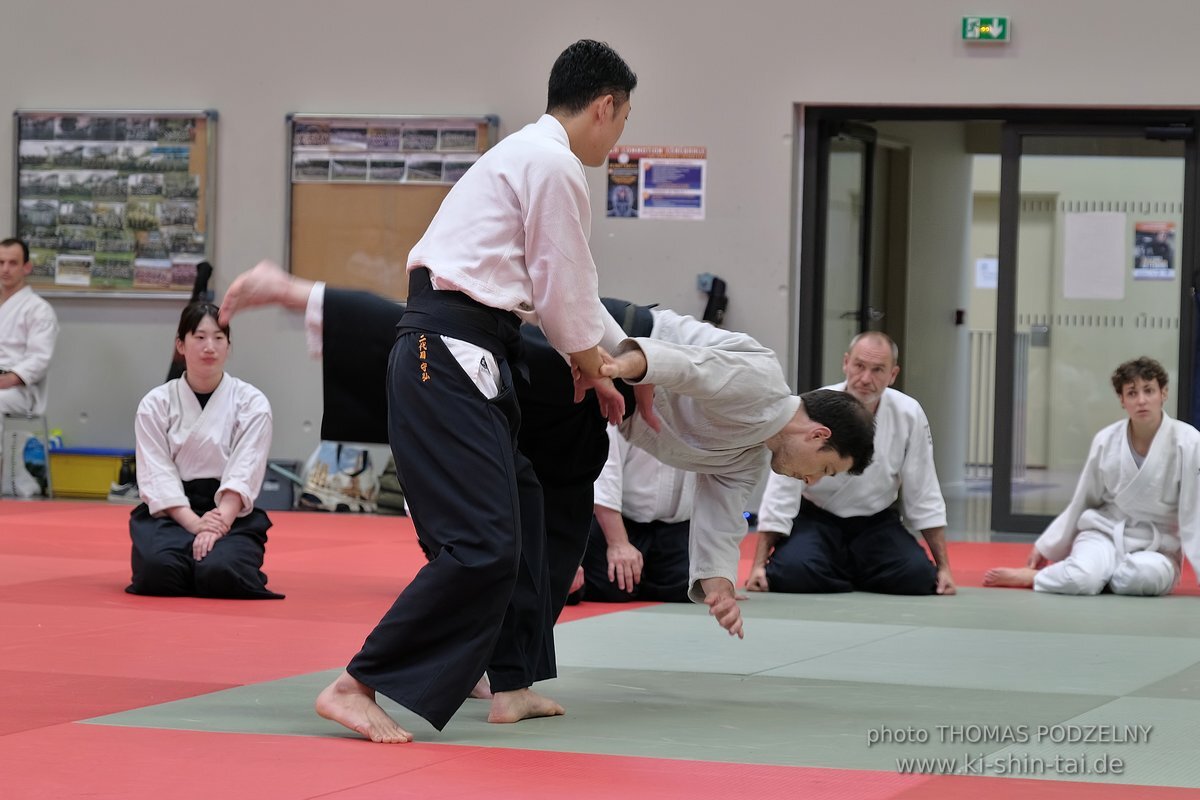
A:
[700,578,744,639]
[935,567,957,595]
[607,541,644,592]
[1026,546,1049,570]
[744,564,769,593]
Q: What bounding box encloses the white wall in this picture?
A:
[6,0,1200,458]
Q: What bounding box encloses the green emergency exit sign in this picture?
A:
[962,16,1010,42]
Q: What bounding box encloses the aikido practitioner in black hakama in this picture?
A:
[229,39,641,743]
[129,302,283,600]
[220,263,652,728]
[320,286,651,631]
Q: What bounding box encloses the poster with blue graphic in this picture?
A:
[607,145,706,220]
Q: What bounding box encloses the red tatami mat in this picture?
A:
[6,724,1197,800]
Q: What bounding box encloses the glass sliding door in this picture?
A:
[992,124,1196,532]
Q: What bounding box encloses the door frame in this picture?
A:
[992,121,1199,533]
[798,106,1200,532]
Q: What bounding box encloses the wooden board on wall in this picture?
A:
[285,114,497,301]
[289,183,450,300]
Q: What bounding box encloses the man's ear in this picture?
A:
[594,93,615,122]
[809,424,832,443]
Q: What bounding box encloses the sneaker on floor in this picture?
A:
[107,482,141,504]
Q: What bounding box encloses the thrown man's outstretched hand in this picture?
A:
[699,577,745,638]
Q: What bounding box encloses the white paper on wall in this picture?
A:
[975,257,998,289]
[1063,212,1126,300]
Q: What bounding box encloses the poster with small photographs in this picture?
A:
[288,114,493,185]
[14,109,216,296]
[286,114,497,300]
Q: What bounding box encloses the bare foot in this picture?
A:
[219,260,310,323]
[315,671,413,743]
[469,673,493,700]
[982,567,1037,588]
[488,688,565,724]
[569,566,585,595]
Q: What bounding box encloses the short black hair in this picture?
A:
[177,301,230,342]
[1112,356,1168,394]
[800,388,875,475]
[546,39,637,115]
[1,237,30,264]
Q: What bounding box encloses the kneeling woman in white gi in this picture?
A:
[127,302,282,599]
[985,356,1200,596]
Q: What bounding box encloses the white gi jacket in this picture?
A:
[617,309,800,602]
[1035,414,1200,571]
[756,385,946,536]
[135,374,273,518]
[594,423,695,525]
[0,285,58,414]
[407,114,625,355]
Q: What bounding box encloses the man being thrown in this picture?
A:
[746,332,955,596]
[222,268,874,724]
[600,309,878,636]
[984,357,1200,595]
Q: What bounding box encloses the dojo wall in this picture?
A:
[4,0,1200,466]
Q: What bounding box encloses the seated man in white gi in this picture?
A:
[578,423,696,603]
[601,309,878,638]
[984,356,1200,596]
[746,332,955,596]
[0,238,58,424]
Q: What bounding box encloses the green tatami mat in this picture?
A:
[83,589,1200,787]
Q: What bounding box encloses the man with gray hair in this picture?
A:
[747,331,955,596]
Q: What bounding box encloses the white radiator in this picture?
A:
[967,330,1028,480]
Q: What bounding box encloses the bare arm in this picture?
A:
[745,530,782,591]
[593,504,643,593]
[919,526,956,596]
[219,260,315,323]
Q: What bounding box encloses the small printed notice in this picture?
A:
[607,145,707,220]
[1132,221,1175,281]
